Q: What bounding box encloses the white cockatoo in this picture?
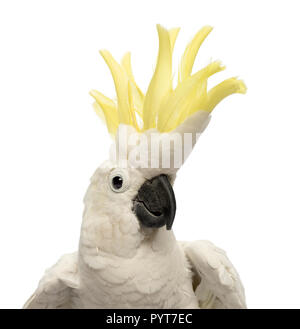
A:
[24,25,247,309]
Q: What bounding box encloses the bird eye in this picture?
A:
[109,170,130,193]
[112,175,123,190]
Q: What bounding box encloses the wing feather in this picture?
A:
[181,240,246,309]
[24,252,79,309]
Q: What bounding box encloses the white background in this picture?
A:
[0,0,300,309]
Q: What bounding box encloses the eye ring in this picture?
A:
[108,169,130,193]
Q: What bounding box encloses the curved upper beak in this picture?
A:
[132,174,176,230]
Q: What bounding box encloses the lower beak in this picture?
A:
[133,174,176,230]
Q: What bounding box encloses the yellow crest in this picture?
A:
[90,25,246,136]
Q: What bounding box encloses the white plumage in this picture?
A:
[24,235,245,308]
[25,138,246,308]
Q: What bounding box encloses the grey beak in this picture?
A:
[133,174,176,230]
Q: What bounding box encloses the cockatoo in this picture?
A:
[24,25,247,309]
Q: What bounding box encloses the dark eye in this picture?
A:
[112,176,123,190]
[108,169,130,193]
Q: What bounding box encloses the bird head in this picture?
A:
[86,25,246,239]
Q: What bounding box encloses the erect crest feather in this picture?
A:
[90,25,246,137]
